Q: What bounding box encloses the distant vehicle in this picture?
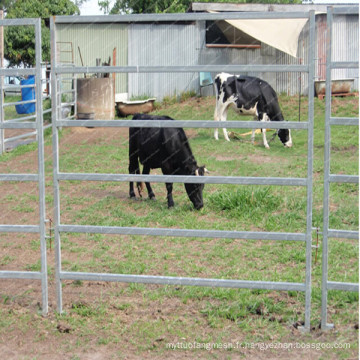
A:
[3,76,23,96]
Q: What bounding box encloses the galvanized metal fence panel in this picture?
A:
[51,11,316,331]
[0,18,48,315]
[321,6,359,331]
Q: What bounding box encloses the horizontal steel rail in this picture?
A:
[54,11,313,24]
[0,68,36,77]
[59,271,306,292]
[332,6,359,15]
[4,99,36,107]
[327,229,359,239]
[0,174,38,181]
[59,224,306,242]
[331,61,359,69]
[54,64,309,75]
[330,117,359,126]
[0,271,42,280]
[329,175,359,184]
[0,18,39,26]
[2,84,34,91]
[327,281,359,292]
[57,119,309,130]
[0,225,40,233]
[57,173,307,187]
[0,122,37,129]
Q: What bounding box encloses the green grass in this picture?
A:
[0,94,358,358]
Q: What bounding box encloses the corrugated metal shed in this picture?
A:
[128,22,201,100]
[56,23,128,94]
[54,7,358,100]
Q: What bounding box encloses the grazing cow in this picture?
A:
[214,73,292,149]
[129,113,207,210]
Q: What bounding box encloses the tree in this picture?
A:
[0,0,16,12]
[100,0,192,14]
[4,0,80,67]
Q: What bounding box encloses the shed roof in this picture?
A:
[189,2,332,13]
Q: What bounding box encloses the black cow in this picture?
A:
[214,73,292,149]
[129,113,207,210]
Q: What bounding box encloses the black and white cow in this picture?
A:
[214,73,292,149]
[129,113,207,210]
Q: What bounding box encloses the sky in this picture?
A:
[79,0,115,16]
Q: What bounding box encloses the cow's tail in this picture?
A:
[137,181,144,197]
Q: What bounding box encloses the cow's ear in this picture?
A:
[196,166,209,176]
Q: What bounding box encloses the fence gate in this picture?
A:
[51,10,316,331]
[0,18,48,315]
[321,6,359,330]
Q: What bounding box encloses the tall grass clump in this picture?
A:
[208,187,281,220]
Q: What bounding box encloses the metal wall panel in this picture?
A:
[128,22,201,100]
[332,14,359,90]
[56,23,128,94]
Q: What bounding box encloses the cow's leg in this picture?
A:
[129,159,139,199]
[129,181,136,198]
[251,115,257,145]
[165,183,174,208]
[142,165,155,200]
[222,107,230,141]
[129,129,139,198]
[251,129,256,145]
[214,102,220,140]
[259,113,270,149]
[214,102,230,141]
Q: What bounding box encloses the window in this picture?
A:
[206,20,261,49]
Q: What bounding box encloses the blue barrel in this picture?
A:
[15,75,36,114]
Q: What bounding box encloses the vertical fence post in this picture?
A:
[301,10,316,332]
[34,18,49,316]
[321,6,334,331]
[50,16,63,313]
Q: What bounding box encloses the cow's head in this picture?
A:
[278,129,293,148]
[185,166,208,210]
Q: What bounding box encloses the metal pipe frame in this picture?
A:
[0,19,48,315]
[321,6,359,331]
[51,11,316,331]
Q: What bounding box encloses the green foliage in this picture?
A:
[105,0,192,14]
[4,0,79,67]
[0,0,16,11]
[103,0,302,14]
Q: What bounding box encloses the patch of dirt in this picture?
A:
[214,153,278,164]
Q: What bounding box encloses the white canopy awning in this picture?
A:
[210,12,309,58]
